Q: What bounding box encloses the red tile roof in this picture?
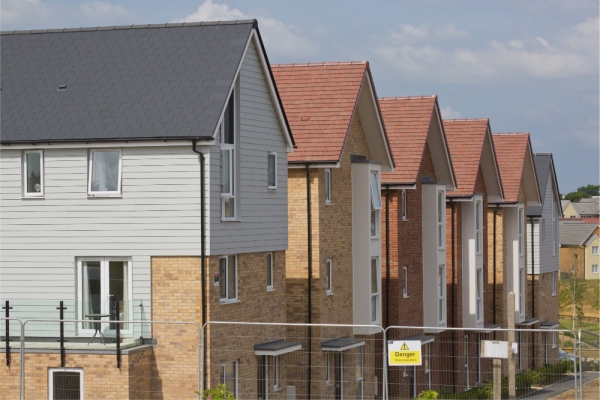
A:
[379,96,437,184]
[271,62,368,163]
[443,119,490,197]
[492,133,530,203]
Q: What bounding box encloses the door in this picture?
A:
[78,258,131,336]
[335,352,343,399]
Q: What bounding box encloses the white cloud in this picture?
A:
[440,106,461,119]
[173,0,318,60]
[373,17,599,84]
[78,1,130,20]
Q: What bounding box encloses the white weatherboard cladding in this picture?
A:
[526,221,540,274]
[209,39,288,255]
[461,196,484,329]
[505,206,525,323]
[538,176,560,275]
[352,162,382,335]
[0,145,207,321]
[422,184,447,332]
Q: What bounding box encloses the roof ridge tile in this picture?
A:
[271,61,367,68]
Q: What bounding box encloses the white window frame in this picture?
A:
[77,257,133,337]
[475,200,482,254]
[552,200,557,256]
[403,266,409,298]
[325,169,332,205]
[371,257,380,324]
[326,259,333,295]
[593,246,599,255]
[592,265,599,274]
[49,368,84,400]
[438,264,446,324]
[519,265,525,317]
[518,207,524,256]
[23,150,44,197]
[221,89,236,220]
[464,335,470,388]
[541,274,545,296]
[87,149,122,196]
[370,171,382,238]
[401,189,407,220]
[219,255,238,303]
[552,331,557,349]
[267,152,277,190]
[476,267,483,322]
[424,343,431,388]
[266,253,274,291]
[325,352,332,385]
[221,360,238,398]
[274,355,280,391]
[437,189,446,249]
[552,271,557,296]
[355,346,364,400]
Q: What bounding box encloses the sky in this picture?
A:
[2,0,598,193]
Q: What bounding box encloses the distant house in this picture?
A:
[272,61,394,400]
[571,197,600,224]
[526,153,562,366]
[559,221,600,280]
[0,20,296,399]
[378,95,456,398]
[561,200,580,219]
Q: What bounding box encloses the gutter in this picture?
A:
[530,217,536,366]
[192,140,207,390]
[450,198,456,391]
[384,185,391,329]
[305,164,313,400]
[493,205,500,331]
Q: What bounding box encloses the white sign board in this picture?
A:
[481,340,509,359]
[388,340,422,366]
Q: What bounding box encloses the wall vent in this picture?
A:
[56,84,68,92]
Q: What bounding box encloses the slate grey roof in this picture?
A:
[572,197,600,217]
[560,220,598,246]
[561,200,573,212]
[527,153,560,217]
[0,21,256,144]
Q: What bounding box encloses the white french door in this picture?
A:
[77,258,132,337]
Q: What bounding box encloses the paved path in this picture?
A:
[518,371,599,399]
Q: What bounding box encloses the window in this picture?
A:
[518,207,524,256]
[438,264,446,323]
[371,257,379,323]
[274,355,280,391]
[541,274,545,296]
[219,255,237,302]
[267,152,277,189]
[424,343,431,388]
[541,218,546,242]
[519,266,525,316]
[78,258,131,332]
[326,259,333,295]
[438,190,445,249]
[464,335,470,388]
[88,149,121,195]
[258,356,267,400]
[266,253,274,291]
[401,189,407,220]
[355,347,364,400]
[552,331,557,349]
[403,266,409,298]
[23,150,44,197]
[475,200,482,254]
[476,334,482,384]
[221,90,236,219]
[49,369,83,400]
[552,271,557,296]
[325,169,331,205]
[370,171,382,238]
[476,267,483,322]
[552,200,557,256]
[326,352,332,385]
[593,246,599,255]
[593,265,599,274]
[221,361,238,398]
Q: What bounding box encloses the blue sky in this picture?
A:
[2,0,598,193]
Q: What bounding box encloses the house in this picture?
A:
[377,95,456,398]
[526,153,562,366]
[0,20,297,400]
[490,133,542,372]
[271,61,394,400]
[571,197,600,224]
[443,118,504,390]
[561,200,580,219]
[559,221,600,280]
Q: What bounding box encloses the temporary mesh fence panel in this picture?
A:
[203,322,385,400]
[579,330,600,373]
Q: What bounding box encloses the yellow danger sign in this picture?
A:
[388,340,422,366]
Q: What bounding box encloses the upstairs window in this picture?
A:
[438,264,446,323]
[475,200,482,254]
[593,246,599,255]
[88,150,121,195]
[267,153,277,189]
[221,90,236,219]
[23,150,44,197]
[519,265,525,316]
[403,266,408,298]
[552,200,557,256]
[371,257,379,323]
[401,189,407,220]
[370,171,382,238]
[476,267,483,322]
[552,271,557,296]
[326,259,333,295]
[266,253,274,291]
[325,169,331,205]
[219,255,237,302]
[518,207,524,256]
[541,274,545,296]
[437,190,445,249]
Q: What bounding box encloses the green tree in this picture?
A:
[562,184,600,203]
[559,278,585,327]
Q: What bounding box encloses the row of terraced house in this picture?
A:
[0,20,562,399]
